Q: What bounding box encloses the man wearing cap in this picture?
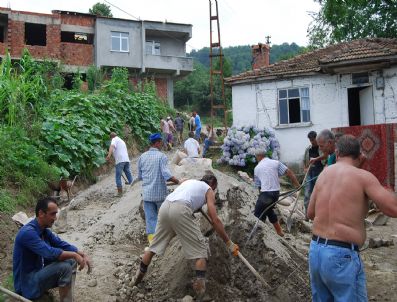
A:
[137,133,181,244]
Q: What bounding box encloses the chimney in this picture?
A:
[251,43,270,69]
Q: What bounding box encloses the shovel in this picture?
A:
[286,165,311,232]
[199,209,270,288]
[0,285,32,302]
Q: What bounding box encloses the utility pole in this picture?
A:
[209,0,227,133]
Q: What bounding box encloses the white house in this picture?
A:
[226,38,397,166]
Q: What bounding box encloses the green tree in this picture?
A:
[308,0,397,48]
[89,2,113,17]
[174,62,210,112]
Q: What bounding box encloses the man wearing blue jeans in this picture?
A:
[137,133,180,244]
[193,111,201,141]
[13,197,91,301]
[307,135,397,301]
[106,132,133,196]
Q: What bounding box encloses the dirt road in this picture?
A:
[2,153,397,301]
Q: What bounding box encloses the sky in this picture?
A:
[0,0,320,51]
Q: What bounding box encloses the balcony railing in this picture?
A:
[144,54,193,73]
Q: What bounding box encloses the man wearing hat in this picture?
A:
[137,133,181,244]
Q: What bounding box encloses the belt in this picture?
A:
[312,235,359,252]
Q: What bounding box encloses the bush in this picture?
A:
[218,125,280,170]
[0,127,59,211]
[40,69,171,177]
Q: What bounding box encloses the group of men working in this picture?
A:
[160,111,203,150]
[301,129,397,301]
[12,126,397,301]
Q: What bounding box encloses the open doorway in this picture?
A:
[347,86,374,126]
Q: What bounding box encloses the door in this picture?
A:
[359,86,374,125]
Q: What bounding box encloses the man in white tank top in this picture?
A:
[132,174,239,298]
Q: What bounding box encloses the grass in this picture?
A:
[0,273,13,302]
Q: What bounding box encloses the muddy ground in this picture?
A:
[1,152,397,301]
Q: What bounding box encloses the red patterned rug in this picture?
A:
[332,124,396,190]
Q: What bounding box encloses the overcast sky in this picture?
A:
[0,0,320,51]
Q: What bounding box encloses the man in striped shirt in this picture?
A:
[137,133,180,244]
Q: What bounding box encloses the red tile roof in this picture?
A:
[226,38,397,84]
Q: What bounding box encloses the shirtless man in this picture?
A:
[307,135,397,302]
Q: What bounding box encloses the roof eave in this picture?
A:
[320,55,397,74]
[226,70,320,86]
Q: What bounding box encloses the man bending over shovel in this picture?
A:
[133,174,239,298]
[253,149,300,236]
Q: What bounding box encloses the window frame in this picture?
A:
[277,87,311,125]
[145,40,161,55]
[111,31,129,53]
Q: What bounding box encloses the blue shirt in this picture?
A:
[328,153,336,166]
[13,218,77,299]
[195,115,201,130]
[137,147,172,202]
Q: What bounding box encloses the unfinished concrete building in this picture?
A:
[0,7,193,106]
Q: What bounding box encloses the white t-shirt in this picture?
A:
[161,120,170,134]
[184,138,200,157]
[111,136,130,164]
[167,179,210,212]
[254,157,287,192]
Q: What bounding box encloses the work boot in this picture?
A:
[272,221,284,237]
[117,187,123,197]
[192,278,206,300]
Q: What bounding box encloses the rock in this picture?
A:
[237,171,253,183]
[87,279,97,287]
[369,238,382,248]
[137,293,145,299]
[181,295,194,302]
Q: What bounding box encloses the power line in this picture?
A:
[103,0,140,20]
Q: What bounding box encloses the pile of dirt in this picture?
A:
[110,161,311,301]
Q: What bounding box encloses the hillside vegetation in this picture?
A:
[175,42,307,115]
[0,51,171,213]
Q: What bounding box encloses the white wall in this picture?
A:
[232,66,397,166]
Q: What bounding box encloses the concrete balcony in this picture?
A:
[144,54,193,76]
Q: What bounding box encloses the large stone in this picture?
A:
[181,295,194,302]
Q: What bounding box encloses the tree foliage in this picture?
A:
[89,2,113,17]
[0,52,171,212]
[175,43,305,112]
[308,0,397,48]
[189,43,306,75]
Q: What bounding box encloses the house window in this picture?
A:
[111,32,129,52]
[25,23,46,46]
[61,32,94,44]
[352,72,369,85]
[278,87,310,125]
[145,40,161,55]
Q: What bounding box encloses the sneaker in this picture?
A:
[192,278,206,299]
